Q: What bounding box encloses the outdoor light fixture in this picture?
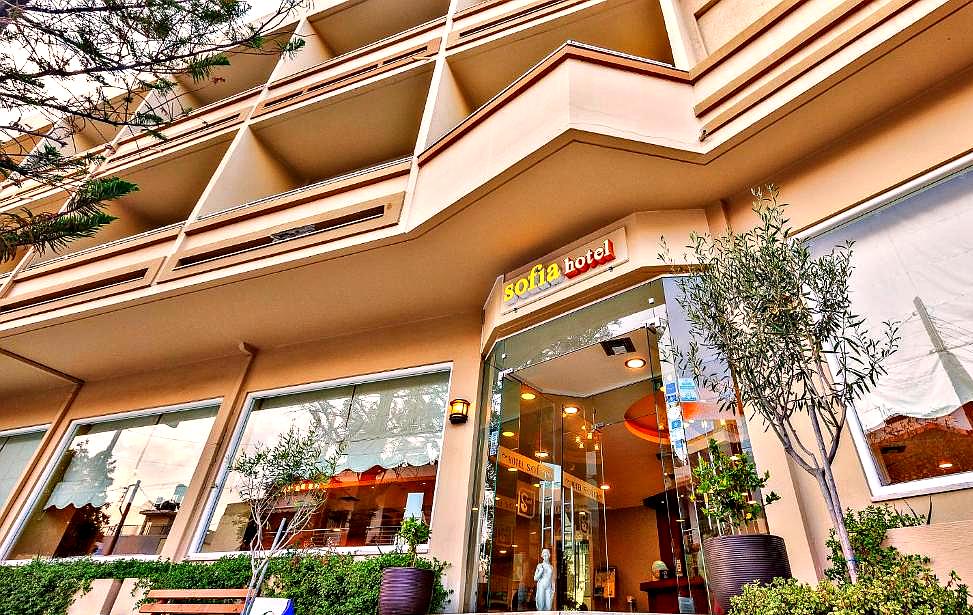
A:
[599,483,611,491]
[521,391,536,401]
[449,398,470,424]
[939,461,954,469]
[501,430,516,437]
[507,467,518,472]
[563,404,580,415]
[624,357,647,369]
[534,449,550,459]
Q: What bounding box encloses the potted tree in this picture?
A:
[662,186,899,585]
[693,438,788,613]
[379,518,435,615]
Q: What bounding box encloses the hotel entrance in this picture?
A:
[469,278,764,613]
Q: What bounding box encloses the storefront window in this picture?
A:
[196,369,449,553]
[7,405,218,559]
[0,428,46,509]
[809,167,973,492]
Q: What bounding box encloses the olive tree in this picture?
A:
[662,186,900,582]
[232,425,344,615]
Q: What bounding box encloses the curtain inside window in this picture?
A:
[811,168,973,434]
[0,431,45,507]
[248,371,449,473]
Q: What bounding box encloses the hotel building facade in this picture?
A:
[1,0,973,612]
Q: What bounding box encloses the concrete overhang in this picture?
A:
[2,0,973,394]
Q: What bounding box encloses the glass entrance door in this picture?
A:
[469,278,769,613]
[481,326,704,612]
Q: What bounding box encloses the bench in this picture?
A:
[138,589,250,614]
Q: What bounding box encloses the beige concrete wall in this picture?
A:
[719,60,973,579]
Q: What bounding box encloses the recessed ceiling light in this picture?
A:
[511,544,518,548]
[502,431,516,437]
[507,466,517,472]
[563,404,580,415]
[939,461,954,469]
[499,550,508,555]
[534,450,550,459]
[521,391,536,401]
[625,357,647,369]
[599,483,611,490]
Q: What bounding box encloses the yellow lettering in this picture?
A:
[503,284,515,302]
[547,263,561,283]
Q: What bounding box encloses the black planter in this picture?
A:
[379,567,435,615]
[703,534,791,614]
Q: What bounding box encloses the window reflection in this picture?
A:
[199,370,449,553]
[9,406,217,559]
[810,169,973,486]
[0,429,46,510]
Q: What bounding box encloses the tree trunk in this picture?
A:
[808,408,859,583]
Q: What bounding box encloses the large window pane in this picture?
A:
[199,370,449,553]
[0,429,46,509]
[810,167,973,487]
[8,406,218,559]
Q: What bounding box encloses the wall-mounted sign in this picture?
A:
[516,486,536,518]
[501,228,629,314]
[562,471,606,504]
[498,446,555,481]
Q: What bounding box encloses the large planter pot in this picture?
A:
[703,534,791,614]
[379,567,435,615]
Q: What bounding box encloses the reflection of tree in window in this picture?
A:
[201,372,449,553]
[9,407,217,560]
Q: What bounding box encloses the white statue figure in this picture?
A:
[534,548,554,611]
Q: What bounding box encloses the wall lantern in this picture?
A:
[449,398,471,424]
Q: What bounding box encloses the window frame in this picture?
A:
[187,363,453,559]
[797,152,973,500]
[0,398,222,562]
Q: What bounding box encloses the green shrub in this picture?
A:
[825,504,927,581]
[269,552,449,615]
[0,553,448,615]
[731,556,973,615]
[730,504,971,615]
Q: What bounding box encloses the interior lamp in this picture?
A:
[448,398,471,424]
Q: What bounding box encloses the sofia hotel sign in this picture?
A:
[501,227,629,315]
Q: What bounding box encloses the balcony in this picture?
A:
[272,0,449,81]
[197,57,433,217]
[426,0,674,144]
[0,131,234,320]
[162,158,409,280]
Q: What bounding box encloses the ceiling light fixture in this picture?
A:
[939,461,954,469]
[534,449,550,459]
[507,467,517,472]
[563,404,580,415]
[501,431,516,437]
[624,357,647,369]
[599,483,611,491]
[521,391,536,401]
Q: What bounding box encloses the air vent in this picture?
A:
[176,204,386,269]
[0,266,152,318]
[161,193,405,281]
[600,337,636,357]
[257,40,438,116]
